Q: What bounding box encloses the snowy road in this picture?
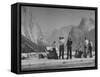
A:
[21,57,95,71]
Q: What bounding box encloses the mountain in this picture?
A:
[22,21,44,44]
[69,17,95,51]
[22,7,47,45]
[22,7,95,52]
[47,17,95,51]
[21,35,46,53]
[47,26,72,46]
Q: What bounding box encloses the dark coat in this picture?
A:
[67,39,72,48]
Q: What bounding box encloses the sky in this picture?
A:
[21,6,95,36]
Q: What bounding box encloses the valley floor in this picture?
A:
[21,51,95,71]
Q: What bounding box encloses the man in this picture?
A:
[59,37,65,59]
[83,37,88,58]
[52,41,58,59]
[88,40,93,58]
[66,37,73,59]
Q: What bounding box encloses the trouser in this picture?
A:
[88,48,92,58]
[67,47,72,59]
[59,47,64,59]
[83,47,87,58]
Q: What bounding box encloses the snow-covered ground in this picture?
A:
[21,51,95,71]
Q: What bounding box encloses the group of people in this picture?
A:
[83,37,93,58]
[47,36,93,60]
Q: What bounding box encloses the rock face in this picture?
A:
[48,26,72,44]
[21,7,48,53]
[69,18,95,51]
[21,35,46,53]
[47,17,95,51]
[21,6,95,53]
[22,7,46,45]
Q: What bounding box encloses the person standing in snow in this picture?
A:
[83,37,89,58]
[88,40,93,58]
[59,37,65,59]
[66,37,73,59]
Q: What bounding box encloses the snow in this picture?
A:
[21,51,95,71]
